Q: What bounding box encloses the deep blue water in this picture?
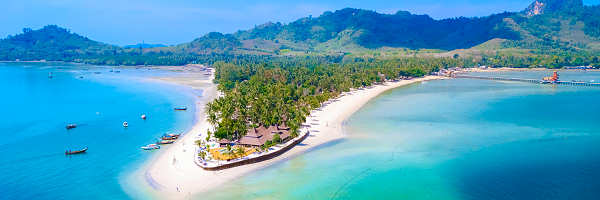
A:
[0,62,199,199]
[202,71,600,200]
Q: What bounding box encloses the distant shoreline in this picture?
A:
[460,67,600,73]
[1,61,597,72]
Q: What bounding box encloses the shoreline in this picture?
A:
[139,75,446,199]
[460,67,600,73]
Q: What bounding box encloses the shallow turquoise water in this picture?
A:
[202,71,600,199]
[0,62,200,199]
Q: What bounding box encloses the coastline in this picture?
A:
[460,67,600,73]
[139,75,446,199]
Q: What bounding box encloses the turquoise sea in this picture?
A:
[202,70,600,199]
[0,62,201,199]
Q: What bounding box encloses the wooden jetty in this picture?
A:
[454,74,600,87]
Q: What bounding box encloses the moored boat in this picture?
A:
[161,135,176,140]
[159,140,175,144]
[65,147,88,155]
[141,144,160,150]
[174,106,187,111]
[161,133,181,140]
[66,124,77,129]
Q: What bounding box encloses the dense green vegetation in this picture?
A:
[581,5,600,38]
[205,57,475,142]
[2,0,599,64]
[216,0,600,54]
[0,25,119,61]
[204,51,600,143]
[235,9,520,50]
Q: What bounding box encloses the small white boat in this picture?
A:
[141,114,147,120]
[123,121,129,127]
[141,144,160,150]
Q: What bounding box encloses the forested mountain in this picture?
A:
[0,25,120,61]
[0,0,599,64]
[225,0,600,53]
[234,9,520,50]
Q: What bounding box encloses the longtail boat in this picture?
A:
[167,133,181,138]
[66,124,77,129]
[161,136,177,140]
[141,144,160,150]
[161,133,181,140]
[159,140,175,144]
[65,147,88,155]
[174,106,187,111]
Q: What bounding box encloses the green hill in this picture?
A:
[1,0,599,63]
[0,25,120,61]
[178,0,598,54]
[233,9,519,51]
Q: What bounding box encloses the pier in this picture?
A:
[453,74,600,87]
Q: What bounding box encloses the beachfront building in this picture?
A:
[237,125,291,147]
[216,124,292,148]
[218,138,235,147]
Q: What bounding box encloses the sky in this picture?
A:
[2,0,599,46]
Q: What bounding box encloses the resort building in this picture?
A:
[218,125,291,147]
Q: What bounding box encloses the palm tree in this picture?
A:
[235,146,245,158]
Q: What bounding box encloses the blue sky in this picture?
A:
[2,0,599,46]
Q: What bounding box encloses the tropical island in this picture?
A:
[2,0,600,198]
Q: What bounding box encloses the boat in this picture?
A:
[174,106,188,111]
[161,135,177,140]
[141,114,147,120]
[161,136,175,140]
[159,140,175,144]
[161,133,181,140]
[65,147,88,155]
[123,121,129,127]
[66,124,77,129]
[141,144,160,150]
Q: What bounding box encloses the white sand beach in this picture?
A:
[142,75,446,199]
